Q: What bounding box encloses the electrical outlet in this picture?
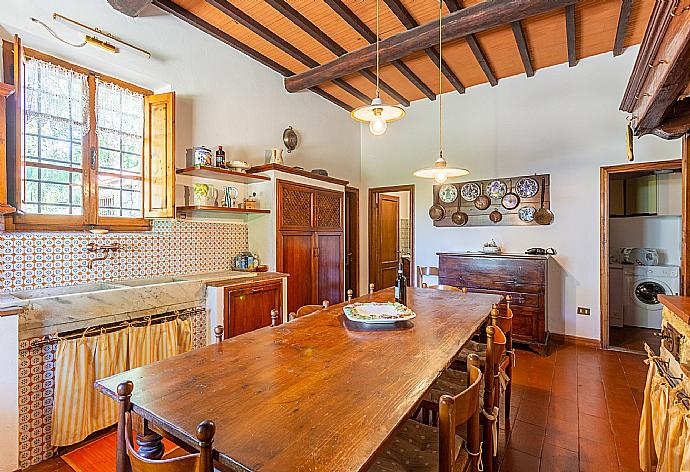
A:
[577,307,591,316]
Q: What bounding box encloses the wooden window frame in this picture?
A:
[2,40,154,232]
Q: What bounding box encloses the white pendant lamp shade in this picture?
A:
[413,155,469,184]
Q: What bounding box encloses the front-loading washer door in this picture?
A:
[632,279,670,310]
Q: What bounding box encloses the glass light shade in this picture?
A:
[351,97,405,124]
[369,112,387,135]
[413,157,469,182]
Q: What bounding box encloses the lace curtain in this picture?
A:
[95,79,144,143]
[24,58,89,136]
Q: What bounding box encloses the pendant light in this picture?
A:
[413,1,468,183]
[351,0,405,135]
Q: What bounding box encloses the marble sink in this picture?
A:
[11,283,124,300]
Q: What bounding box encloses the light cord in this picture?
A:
[439,0,443,161]
[376,0,380,97]
[31,17,86,48]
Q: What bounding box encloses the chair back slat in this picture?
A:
[423,284,461,292]
[293,300,330,319]
[416,266,439,287]
[126,414,200,472]
[438,354,483,472]
[482,325,506,472]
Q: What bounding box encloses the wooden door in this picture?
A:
[279,231,315,313]
[344,187,359,297]
[374,194,400,289]
[143,92,175,218]
[316,232,343,305]
[225,281,282,337]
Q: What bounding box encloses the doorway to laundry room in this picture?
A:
[601,160,682,352]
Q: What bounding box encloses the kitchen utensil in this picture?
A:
[482,239,501,254]
[515,177,539,198]
[461,182,480,201]
[270,148,284,165]
[311,168,329,176]
[439,184,458,203]
[518,206,536,222]
[186,146,213,167]
[486,180,507,199]
[489,208,503,223]
[502,179,520,210]
[474,183,491,210]
[534,177,554,225]
[283,126,298,153]
[227,160,250,172]
[526,247,556,255]
[429,191,445,221]
[451,197,468,226]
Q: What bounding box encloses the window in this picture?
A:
[5,43,155,231]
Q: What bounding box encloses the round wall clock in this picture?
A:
[438,184,458,203]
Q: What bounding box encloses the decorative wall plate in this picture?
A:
[515,177,539,198]
[485,180,507,199]
[461,182,480,201]
[439,184,458,203]
[518,206,537,222]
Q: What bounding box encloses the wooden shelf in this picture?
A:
[176,166,271,183]
[176,206,270,215]
[247,163,349,186]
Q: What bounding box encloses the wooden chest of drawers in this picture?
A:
[438,253,550,346]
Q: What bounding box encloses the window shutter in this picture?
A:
[3,35,25,211]
[142,92,175,219]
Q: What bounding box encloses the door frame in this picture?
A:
[368,184,415,290]
[345,186,359,297]
[600,159,682,349]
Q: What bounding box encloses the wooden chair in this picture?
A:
[213,325,223,344]
[421,283,462,291]
[347,289,353,302]
[117,381,216,472]
[417,266,439,288]
[418,325,507,472]
[367,355,484,472]
[368,283,375,294]
[288,301,330,321]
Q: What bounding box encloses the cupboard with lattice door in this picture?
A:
[276,180,344,313]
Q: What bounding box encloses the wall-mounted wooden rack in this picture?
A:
[176,166,271,183]
[176,206,270,215]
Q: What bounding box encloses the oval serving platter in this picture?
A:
[343,302,416,324]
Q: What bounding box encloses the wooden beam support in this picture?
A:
[205,0,369,104]
[265,0,410,106]
[152,0,352,111]
[444,0,497,86]
[653,99,690,140]
[285,0,575,94]
[511,21,534,77]
[565,4,577,67]
[323,0,435,100]
[613,0,633,56]
[385,0,465,93]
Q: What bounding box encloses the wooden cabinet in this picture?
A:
[224,280,282,338]
[0,83,15,215]
[657,172,682,216]
[277,180,344,313]
[626,174,657,215]
[438,253,550,346]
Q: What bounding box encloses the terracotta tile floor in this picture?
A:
[496,342,646,472]
[25,342,647,472]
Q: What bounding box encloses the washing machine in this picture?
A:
[623,265,680,328]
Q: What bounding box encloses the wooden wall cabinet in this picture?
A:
[438,253,550,347]
[277,180,344,313]
[0,83,15,215]
[224,280,282,338]
[626,174,657,215]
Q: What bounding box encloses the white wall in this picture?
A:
[360,49,680,341]
[610,216,682,265]
[0,0,361,186]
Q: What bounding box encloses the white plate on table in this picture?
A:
[343,302,416,324]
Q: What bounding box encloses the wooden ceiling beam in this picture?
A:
[285,0,576,94]
[565,4,578,67]
[107,0,152,16]
[205,0,369,104]
[385,0,465,93]
[653,99,690,140]
[511,21,534,77]
[151,0,352,111]
[444,0,497,86]
[613,0,633,57]
[264,0,410,106]
[323,0,436,101]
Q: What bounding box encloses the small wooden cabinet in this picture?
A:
[224,280,282,338]
[277,180,344,313]
[438,253,550,346]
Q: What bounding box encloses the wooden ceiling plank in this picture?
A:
[445,0,497,86]
[284,0,577,94]
[614,0,633,56]
[265,0,410,106]
[205,0,369,104]
[566,4,578,66]
[511,20,534,77]
[323,0,436,100]
[385,0,466,93]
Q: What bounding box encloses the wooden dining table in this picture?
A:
[96,287,502,472]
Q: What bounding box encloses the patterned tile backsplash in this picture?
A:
[2,220,249,292]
